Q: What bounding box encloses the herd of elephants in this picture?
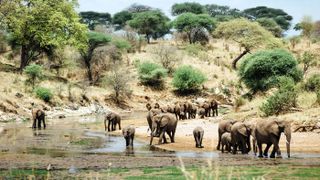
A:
[31,98,291,158]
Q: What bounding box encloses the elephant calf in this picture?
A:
[217,120,236,150]
[193,127,204,148]
[32,108,46,129]
[122,126,135,147]
[221,132,232,153]
[104,112,121,132]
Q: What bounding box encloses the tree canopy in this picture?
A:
[79,11,111,30]
[173,13,216,44]
[256,18,283,37]
[128,10,171,43]
[171,2,205,16]
[126,3,153,13]
[215,18,282,69]
[112,11,133,28]
[243,6,293,31]
[1,0,87,70]
[204,4,242,21]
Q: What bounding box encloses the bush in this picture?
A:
[112,38,132,52]
[305,74,320,92]
[34,87,53,102]
[172,65,206,93]
[184,43,205,56]
[239,49,303,92]
[24,64,43,89]
[260,77,298,116]
[153,44,182,74]
[138,62,167,87]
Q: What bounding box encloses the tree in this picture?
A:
[112,11,133,28]
[295,16,314,38]
[238,49,302,92]
[214,18,282,69]
[171,2,205,16]
[256,18,283,37]
[79,11,111,30]
[243,6,293,31]
[312,21,320,38]
[173,13,216,44]
[128,10,171,43]
[297,51,318,75]
[80,31,111,84]
[126,3,152,13]
[1,0,87,71]
[24,64,43,90]
[204,4,242,20]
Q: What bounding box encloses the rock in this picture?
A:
[15,92,24,98]
[68,165,78,174]
[58,114,66,119]
[47,164,52,171]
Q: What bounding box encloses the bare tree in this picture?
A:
[153,44,182,74]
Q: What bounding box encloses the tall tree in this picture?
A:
[173,13,216,44]
[294,16,314,38]
[1,0,87,71]
[126,3,152,13]
[256,18,283,37]
[80,32,111,83]
[215,18,282,69]
[128,10,171,43]
[204,4,242,20]
[243,6,293,31]
[79,11,111,30]
[171,2,205,16]
[112,10,133,28]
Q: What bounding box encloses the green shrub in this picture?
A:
[239,49,303,92]
[316,89,320,105]
[137,62,167,87]
[260,77,298,116]
[34,87,53,102]
[184,43,205,56]
[24,64,43,89]
[305,74,320,92]
[172,65,206,93]
[112,38,132,52]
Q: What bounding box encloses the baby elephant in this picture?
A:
[221,132,232,153]
[193,127,204,148]
[32,108,46,129]
[122,126,135,147]
[104,112,121,132]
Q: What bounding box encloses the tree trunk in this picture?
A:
[85,59,93,84]
[187,32,192,44]
[232,49,250,69]
[146,34,151,44]
[20,45,30,72]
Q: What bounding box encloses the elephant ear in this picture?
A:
[36,110,42,117]
[270,121,280,136]
[238,124,248,137]
[160,115,169,128]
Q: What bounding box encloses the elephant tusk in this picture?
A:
[286,140,290,144]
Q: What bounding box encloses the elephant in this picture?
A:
[160,105,174,114]
[150,113,178,145]
[209,99,218,117]
[216,120,236,150]
[146,108,162,131]
[32,108,46,129]
[146,102,160,111]
[173,103,182,120]
[198,108,206,119]
[184,102,197,119]
[221,132,232,153]
[254,118,291,158]
[200,102,210,117]
[193,126,204,148]
[104,112,121,132]
[122,126,135,147]
[230,122,255,154]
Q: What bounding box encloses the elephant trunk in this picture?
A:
[150,134,154,145]
[285,128,291,158]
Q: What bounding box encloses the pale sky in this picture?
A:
[78,0,320,36]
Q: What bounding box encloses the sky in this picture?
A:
[78,0,320,36]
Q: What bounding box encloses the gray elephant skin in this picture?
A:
[217,120,236,150]
[193,126,204,148]
[150,113,178,145]
[230,122,255,154]
[122,126,135,147]
[221,132,232,153]
[32,108,46,129]
[104,112,121,132]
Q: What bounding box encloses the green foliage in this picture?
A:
[126,3,152,13]
[24,64,43,89]
[138,62,167,87]
[243,6,293,31]
[112,38,132,51]
[260,77,298,116]
[305,74,320,92]
[172,65,206,93]
[34,87,53,102]
[239,49,302,92]
[256,18,283,37]
[204,4,243,19]
[215,18,283,51]
[79,11,111,30]
[128,10,171,43]
[171,2,205,16]
[296,16,314,38]
[288,36,301,49]
[298,51,318,74]
[112,11,133,28]
[1,0,88,70]
[184,43,206,56]
[316,89,320,105]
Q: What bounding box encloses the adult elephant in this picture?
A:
[255,118,291,158]
[122,126,135,147]
[193,126,204,148]
[185,102,197,119]
[146,108,162,131]
[216,120,236,150]
[32,108,46,129]
[104,112,121,132]
[209,99,218,117]
[150,113,178,145]
[230,122,255,154]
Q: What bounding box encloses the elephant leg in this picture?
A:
[162,132,168,144]
[42,118,46,129]
[216,108,218,116]
[216,132,221,150]
[125,138,129,146]
[194,134,199,147]
[246,136,251,153]
[32,118,37,129]
[270,139,280,158]
[108,120,112,132]
[131,136,134,146]
[118,122,121,130]
[171,129,176,143]
[199,133,204,148]
[37,118,41,129]
[258,142,263,158]
[158,131,166,144]
[222,143,225,153]
[240,137,247,154]
[263,143,272,157]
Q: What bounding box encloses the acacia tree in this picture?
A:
[1,0,87,71]
[79,11,112,30]
[128,10,171,43]
[256,18,283,37]
[173,13,216,44]
[295,16,314,39]
[112,11,133,28]
[171,2,205,16]
[215,18,282,69]
[80,32,111,84]
[204,4,242,21]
